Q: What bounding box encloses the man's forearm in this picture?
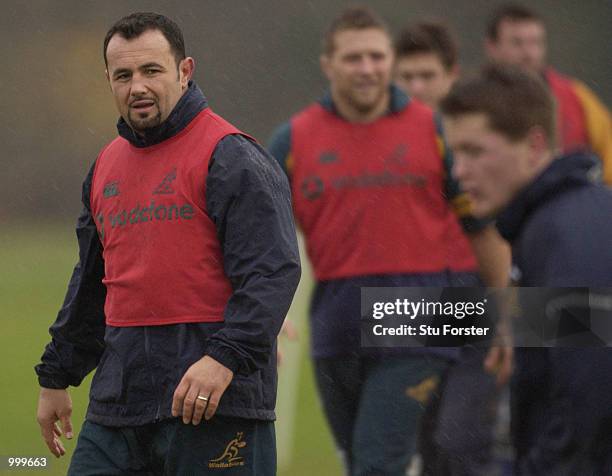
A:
[35,164,107,388]
[206,135,301,375]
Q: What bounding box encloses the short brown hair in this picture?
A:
[322,6,390,56]
[440,63,556,145]
[395,21,458,70]
[487,4,544,41]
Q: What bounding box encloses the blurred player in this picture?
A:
[394,21,459,110]
[394,21,478,290]
[269,7,510,475]
[485,3,612,184]
[394,21,507,476]
[442,63,612,475]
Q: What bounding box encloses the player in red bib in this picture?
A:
[394,22,507,475]
[35,12,300,475]
[269,7,510,475]
[485,3,612,185]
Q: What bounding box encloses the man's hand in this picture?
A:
[172,355,233,425]
[484,320,514,387]
[36,388,73,458]
[484,345,513,387]
[484,288,517,387]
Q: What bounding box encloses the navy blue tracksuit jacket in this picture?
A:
[497,151,612,476]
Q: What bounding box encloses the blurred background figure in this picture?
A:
[394,21,459,110]
[394,21,479,285]
[394,21,508,476]
[485,3,612,184]
[442,62,612,476]
[269,6,509,475]
[484,5,612,474]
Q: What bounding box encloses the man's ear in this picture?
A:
[105,69,113,92]
[449,64,460,82]
[526,125,551,167]
[484,39,498,61]
[179,57,195,89]
[320,54,332,82]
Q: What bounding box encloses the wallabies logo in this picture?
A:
[208,432,247,469]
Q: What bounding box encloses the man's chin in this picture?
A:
[519,61,544,76]
[351,97,384,114]
[128,116,162,134]
[473,202,504,220]
[470,200,494,219]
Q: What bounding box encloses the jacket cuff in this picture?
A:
[38,375,69,390]
[205,342,243,374]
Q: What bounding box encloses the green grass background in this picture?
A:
[0,223,341,475]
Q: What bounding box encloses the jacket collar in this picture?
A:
[496,151,601,243]
[117,81,208,148]
[319,83,411,118]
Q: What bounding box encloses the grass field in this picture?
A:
[0,223,341,475]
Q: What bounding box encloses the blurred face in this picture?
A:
[105,29,193,134]
[321,28,393,121]
[486,19,547,74]
[394,53,458,109]
[443,113,546,218]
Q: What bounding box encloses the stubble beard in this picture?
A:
[128,106,162,134]
[345,84,387,115]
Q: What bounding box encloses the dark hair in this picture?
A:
[486,4,544,41]
[440,63,556,145]
[395,21,457,70]
[103,12,186,67]
[322,6,390,56]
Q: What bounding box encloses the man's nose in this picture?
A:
[130,74,148,96]
[358,57,376,75]
[409,78,425,96]
[518,43,534,63]
[452,155,467,181]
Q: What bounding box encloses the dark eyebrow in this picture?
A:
[111,62,166,79]
[111,68,132,78]
[139,62,165,71]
